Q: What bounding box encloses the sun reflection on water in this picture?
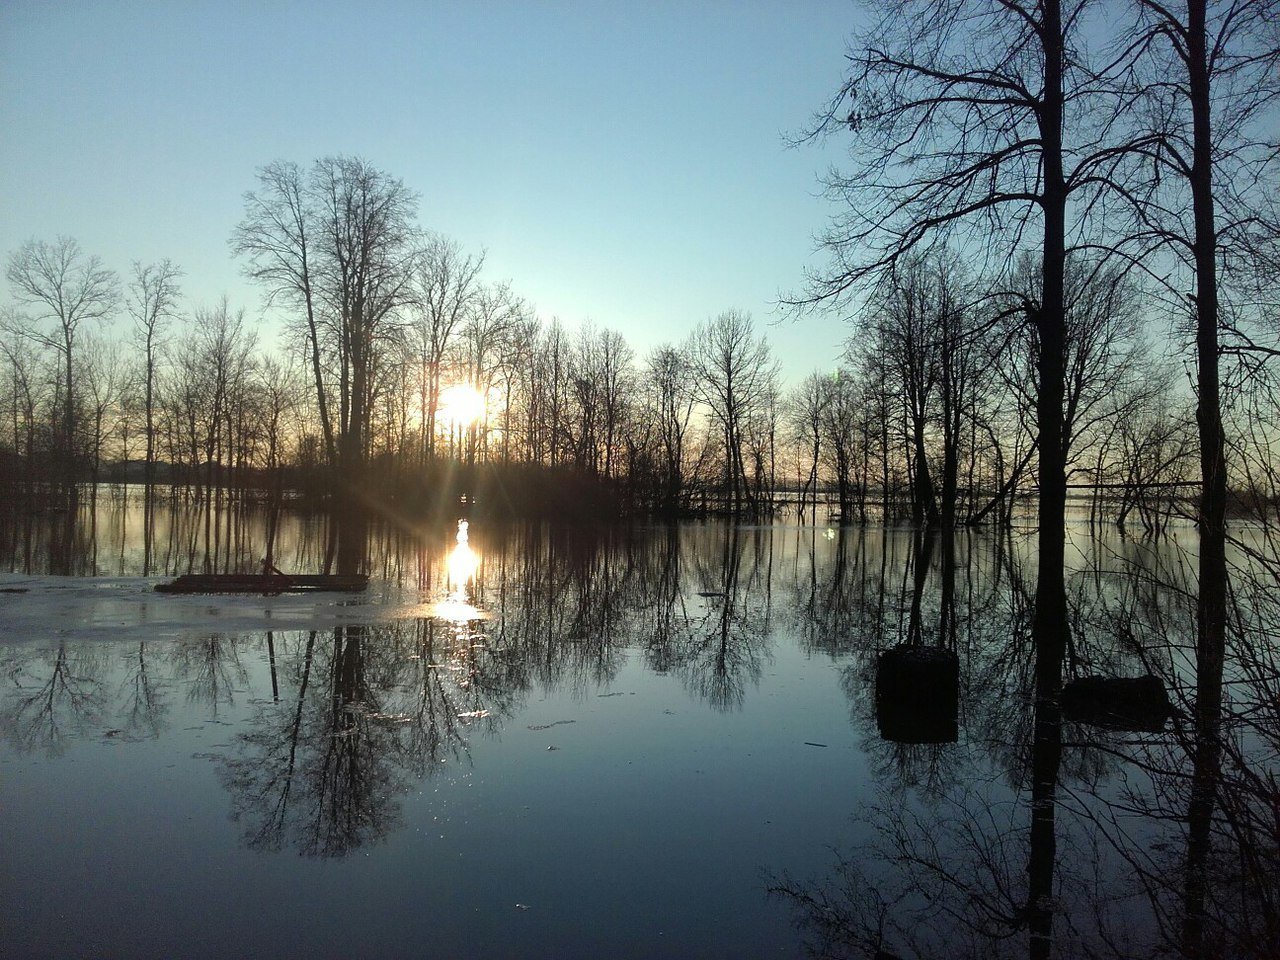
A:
[433,520,485,623]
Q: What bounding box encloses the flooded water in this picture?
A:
[1,490,1277,958]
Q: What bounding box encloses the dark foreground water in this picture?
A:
[2,491,1278,959]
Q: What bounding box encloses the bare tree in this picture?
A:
[460,282,523,463]
[797,3,1116,951]
[78,335,126,489]
[126,259,183,490]
[594,328,635,481]
[0,313,50,489]
[645,346,698,517]
[688,310,779,516]
[1111,5,1279,952]
[566,323,635,478]
[254,355,305,572]
[310,156,418,486]
[234,156,418,571]
[1001,255,1153,483]
[865,258,943,525]
[820,370,866,523]
[232,160,335,467]
[6,237,119,480]
[492,315,539,463]
[409,235,484,460]
[787,372,831,521]
[526,319,573,467]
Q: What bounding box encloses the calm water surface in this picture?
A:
[2,491,1277,959]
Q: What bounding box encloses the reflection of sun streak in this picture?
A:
[446,540,478,591]
[432,596,487,623]
[432,531,482,623]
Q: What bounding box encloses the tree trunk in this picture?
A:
[1028,4,1069,957]
[1182,3,1227,952]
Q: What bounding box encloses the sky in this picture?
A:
[0,0,865,384]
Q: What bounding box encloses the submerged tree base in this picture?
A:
[875,645,960,744]
[1061,674,1172,732]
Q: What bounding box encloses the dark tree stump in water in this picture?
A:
[876,645,959,744]
[1062,674,1172,732]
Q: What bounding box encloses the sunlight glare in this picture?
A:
[432,521,484,623]
[445,539,478,593]
[439,383,486,428]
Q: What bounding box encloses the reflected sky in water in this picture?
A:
[2,494,1278,959]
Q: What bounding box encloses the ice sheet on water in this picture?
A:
[368,712,413,726]
[0,573,436,645]
[527,719,575,731]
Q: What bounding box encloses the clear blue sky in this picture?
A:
[1,0,862,383]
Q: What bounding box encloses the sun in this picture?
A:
[439,383,486,428]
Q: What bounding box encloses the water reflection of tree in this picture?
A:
[169,634,248,712]
[772,529,1280,960]
[678,526,770,710]
[220,631,319,852]
[808,527,1021,795]
[769,731,1152,958]
[1080,540,1280,958]
[770,588,1090,958]
[217,614,526,857]
[118,640,168,737]
[640,525,690,675]
[214,524,693,858]
[1,642,106,755]
[1,490,338,578]
[384,616,522,773]
[633,524,771,710]
[305,625,401,856]
[487,525,635,695]
[220,626,406,857]
[12,515,1273,935]
[402,619,476,770]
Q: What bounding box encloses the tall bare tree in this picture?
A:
[233,161,335,467]
[866,259,942,525]
[410,236,484,460]
[797,2,1113,952]
[460,282,523,463]
[645,345,699,516]
[817,370,864,522]
[6,237,119,480]
[1112,3,1280,952]
[688,310,779,516]
[126,259,183,490]
[78,335,126,489]
[567,323,635,478]
[310,156,418,487]
[234,156,417,571]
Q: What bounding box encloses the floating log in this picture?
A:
[155,574,369,594]
[1062,674,1172,732]
[876,645,960,744]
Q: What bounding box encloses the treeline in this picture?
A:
[787,251,1216,532]
[0,224,1259,533]
[0,216,781,519]
[2,139,1277,534]
[3,159,800,520]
